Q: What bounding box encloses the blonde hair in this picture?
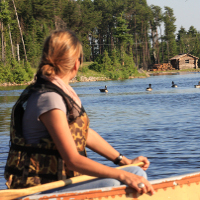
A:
[37,30,83,78]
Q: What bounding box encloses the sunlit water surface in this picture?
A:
[0,72,200,189]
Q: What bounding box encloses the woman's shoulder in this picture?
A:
[28,91,67,113]
[38,91,64,100]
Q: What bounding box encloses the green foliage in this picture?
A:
[94,55,103,64]
[76,76,81,82]
[0,63,13,83]
[111,49,121,70]
[88,49,138,80]
[115,13,131,45]
[121,71,129,79]
[24,61,34,79]
[79,66,89,73]
[88,62,103,72]
[124,52,135,69]
[106,71,120,80]
[0,0,11,25]
[114,12,132,64]
[163,6,177,58]
[1,0,200,85]
[81,36,91,61]
[12,66,29,84]
[102,50,112,71]
[0,60,34,84]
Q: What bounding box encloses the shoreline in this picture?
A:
[0,70,199,87]
[0,76,146,87]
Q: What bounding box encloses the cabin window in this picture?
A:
[185,60,189,63]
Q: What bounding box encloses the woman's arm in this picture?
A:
[40,109,154,195]
[86,128,150,171]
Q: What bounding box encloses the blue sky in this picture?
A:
[146,0,200,34]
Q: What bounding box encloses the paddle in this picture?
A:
[0,162,144,200]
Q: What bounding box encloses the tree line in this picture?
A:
[0,0,200,83]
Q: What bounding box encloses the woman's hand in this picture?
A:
[130,156,150,171]
[119,156,150,171]
[119,170,155,195]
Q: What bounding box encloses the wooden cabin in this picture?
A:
[170,54,199,70]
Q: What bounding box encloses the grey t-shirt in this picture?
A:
[22,91,67,144]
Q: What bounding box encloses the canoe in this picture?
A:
[21,171,200,200]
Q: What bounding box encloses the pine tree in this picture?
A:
[149,5,163,64]
[115,12,132,66]
[163,6,177,62]
[177,26,187,54]
[0,0,12,62]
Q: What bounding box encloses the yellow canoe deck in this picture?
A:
[21,171,200,200]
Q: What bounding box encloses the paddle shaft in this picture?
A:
[0,162,144,200]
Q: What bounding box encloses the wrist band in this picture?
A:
[113,154,123,165]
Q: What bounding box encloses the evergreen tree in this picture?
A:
[149,5,163,64]
[0,0,12,62]
[115,13,132,66]
[187,26,199,55]
[78,0,101,61]
[177,26,187,54]
[102,50,112,71]
[111,48,120,70]
[163,6,177,61]
[93,0,113,55]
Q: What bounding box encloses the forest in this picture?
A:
[1,0,200,83]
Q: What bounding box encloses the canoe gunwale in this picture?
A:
[21,170,200,200]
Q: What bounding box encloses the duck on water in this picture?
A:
[171,81,178,88]
[146,84,152,91]
[194,81,200,88]
[99,85,108,92]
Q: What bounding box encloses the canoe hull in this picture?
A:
[21,171,200,200]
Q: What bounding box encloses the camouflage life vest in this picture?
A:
[4,77,90,189]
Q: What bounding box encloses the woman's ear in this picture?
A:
[74,58,80,71]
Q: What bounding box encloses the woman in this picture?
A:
[4,30,155,195]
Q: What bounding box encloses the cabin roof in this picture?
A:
[170,53,199,60]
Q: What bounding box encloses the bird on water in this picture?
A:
[171,81,178,88]
[99,85,108,92]
[146,84,152,91]
[194,81,200,88]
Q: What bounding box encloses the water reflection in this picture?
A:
[0,85,26,91]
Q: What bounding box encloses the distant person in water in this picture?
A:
[4,30,155,195]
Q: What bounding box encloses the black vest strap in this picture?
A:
[10,143,86,156]
[5,166,58,180]
[10,143,60,156]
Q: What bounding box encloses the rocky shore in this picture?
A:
[0,81,34,87]
[0,76,110,87]
[70,76,111,83]
[0,73,149,87]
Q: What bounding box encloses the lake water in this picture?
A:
[0,72,200,189]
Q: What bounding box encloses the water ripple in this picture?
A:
[1,73,200,188]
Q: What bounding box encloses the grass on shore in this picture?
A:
[30,62,107,78]
[31,62,200,80]
[77,62,149,79]
[77,62,107,78]
[79,62,200,77]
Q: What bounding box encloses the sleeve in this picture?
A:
[36,92,67,121]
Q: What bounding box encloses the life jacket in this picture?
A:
[4,77,90,189]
